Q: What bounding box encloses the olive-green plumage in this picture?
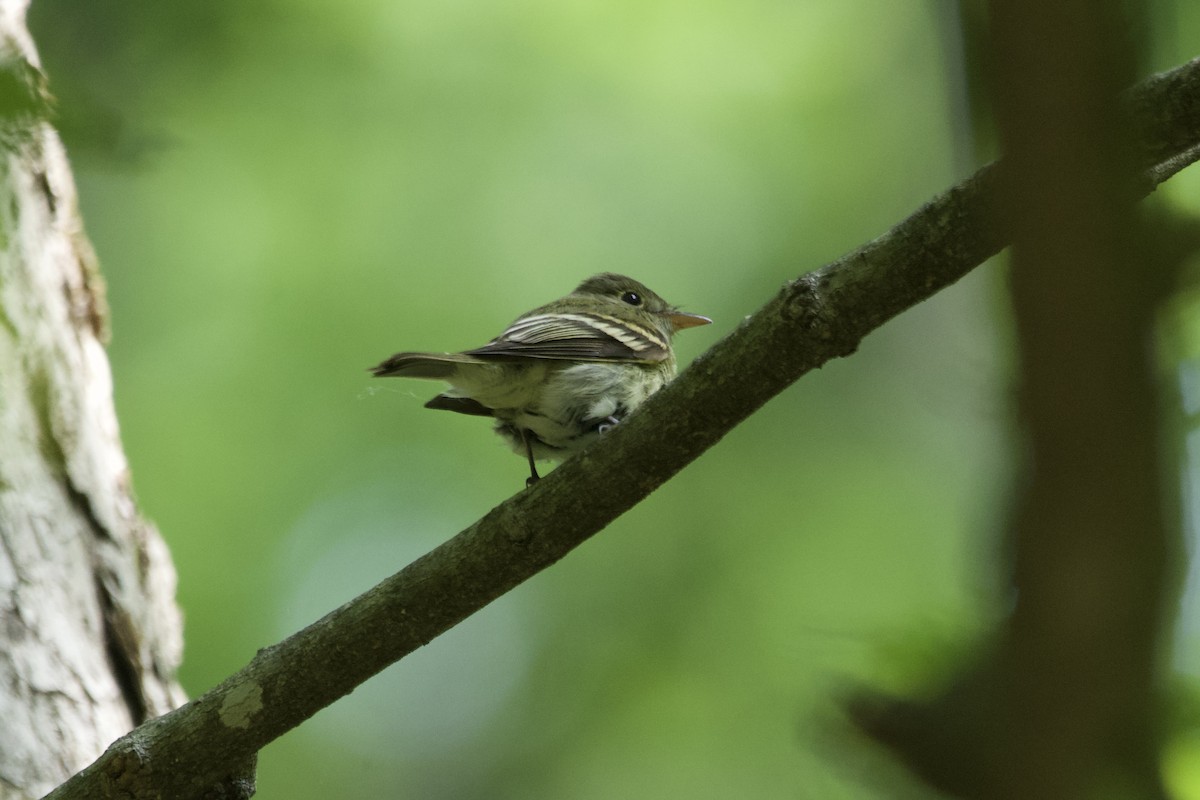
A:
[372,273,710,485]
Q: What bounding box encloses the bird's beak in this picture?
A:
[668,311,712,331]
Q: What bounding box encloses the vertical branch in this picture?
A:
[993,1,1170,796]
[851,6,1180,798]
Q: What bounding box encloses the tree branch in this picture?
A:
[850,9,1181,798]
[46,54,1200,800]
[991,2,1167,794]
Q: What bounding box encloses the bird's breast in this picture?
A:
[446,359,674,459]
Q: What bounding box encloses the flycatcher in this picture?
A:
[371,273,710,485]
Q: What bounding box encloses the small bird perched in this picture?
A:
[371,273,710,485]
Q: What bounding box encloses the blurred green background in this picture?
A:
[26,1,1200,797]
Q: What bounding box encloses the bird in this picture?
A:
[371,273,711,485]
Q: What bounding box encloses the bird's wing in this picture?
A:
[464,312,670,363]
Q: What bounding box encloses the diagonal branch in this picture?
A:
[46,55,1200,800]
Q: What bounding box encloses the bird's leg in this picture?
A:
[522,430,541,487]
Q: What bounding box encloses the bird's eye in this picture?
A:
[620,291,642,306]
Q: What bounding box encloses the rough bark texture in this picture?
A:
[0,2,185,797]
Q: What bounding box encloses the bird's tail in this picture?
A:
[370,351,483,379]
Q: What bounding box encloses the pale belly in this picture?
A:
[472,361,671,459]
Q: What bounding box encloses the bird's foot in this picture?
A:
[594,415,620,434]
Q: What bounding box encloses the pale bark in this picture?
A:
[0,2,184,797]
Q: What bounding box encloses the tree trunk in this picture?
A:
[0,2,185,797]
